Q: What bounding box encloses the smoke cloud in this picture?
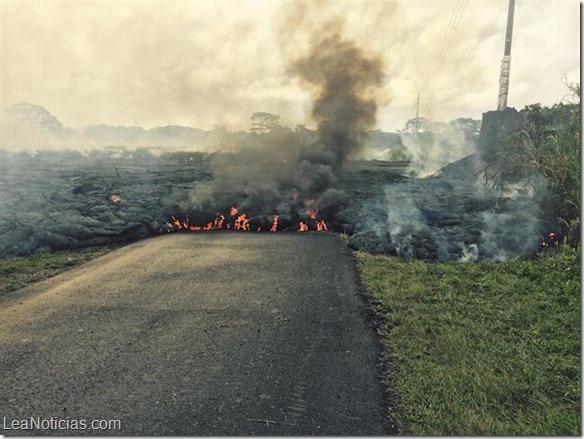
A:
[189,13,385,217]
[291,30,384,168]
[1,1,577,134]
[0,1,568,263]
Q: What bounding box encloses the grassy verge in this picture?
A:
[356,247,580,435]
[0,245,121,297]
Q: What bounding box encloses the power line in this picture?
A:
[427,0,468,87]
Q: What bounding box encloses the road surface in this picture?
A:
[0,233,392,435]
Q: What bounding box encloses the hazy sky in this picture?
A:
[0,0,580,132]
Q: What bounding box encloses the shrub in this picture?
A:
[478,83,580,245]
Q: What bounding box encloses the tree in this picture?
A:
[249,112,280,134]
[400,117,431,135]
[449,117,481,141]
[478,83,580,245]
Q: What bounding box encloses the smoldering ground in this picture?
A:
[181,9,547,262]
[0,3,555,261]
[0,143,550,262]
[349,163,547,262]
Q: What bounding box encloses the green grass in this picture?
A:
[0,246,120,297]
[356,247,581,435]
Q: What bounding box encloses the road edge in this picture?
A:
[347,244,407,435]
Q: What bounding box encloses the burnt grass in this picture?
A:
[0,148,543,261]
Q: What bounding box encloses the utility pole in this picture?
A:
[497,0,515,111]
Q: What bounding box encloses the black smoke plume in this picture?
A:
[291,32,384,170]
[188,29,385,218]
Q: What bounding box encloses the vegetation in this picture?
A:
[395,116,481,173]
[400,116,481,143]
[478,83,580,245]
[249,111,281,134]
[0,246,119,297]
[356,247,580,435]
[360,90,581,431]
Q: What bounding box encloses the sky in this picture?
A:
[0,0,580,132]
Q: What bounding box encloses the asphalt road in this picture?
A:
[0,233,391,435]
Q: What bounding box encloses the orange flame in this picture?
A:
[213,214,225,229]
[540,231,560,248]
[109,194,122,204]
[166,208,331,234]
[316,220,328,231]
[270,215,279,232]
[234,213,250,231]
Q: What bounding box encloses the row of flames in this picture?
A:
[166,207,329,233]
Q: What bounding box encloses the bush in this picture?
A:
[478,84,580,245]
